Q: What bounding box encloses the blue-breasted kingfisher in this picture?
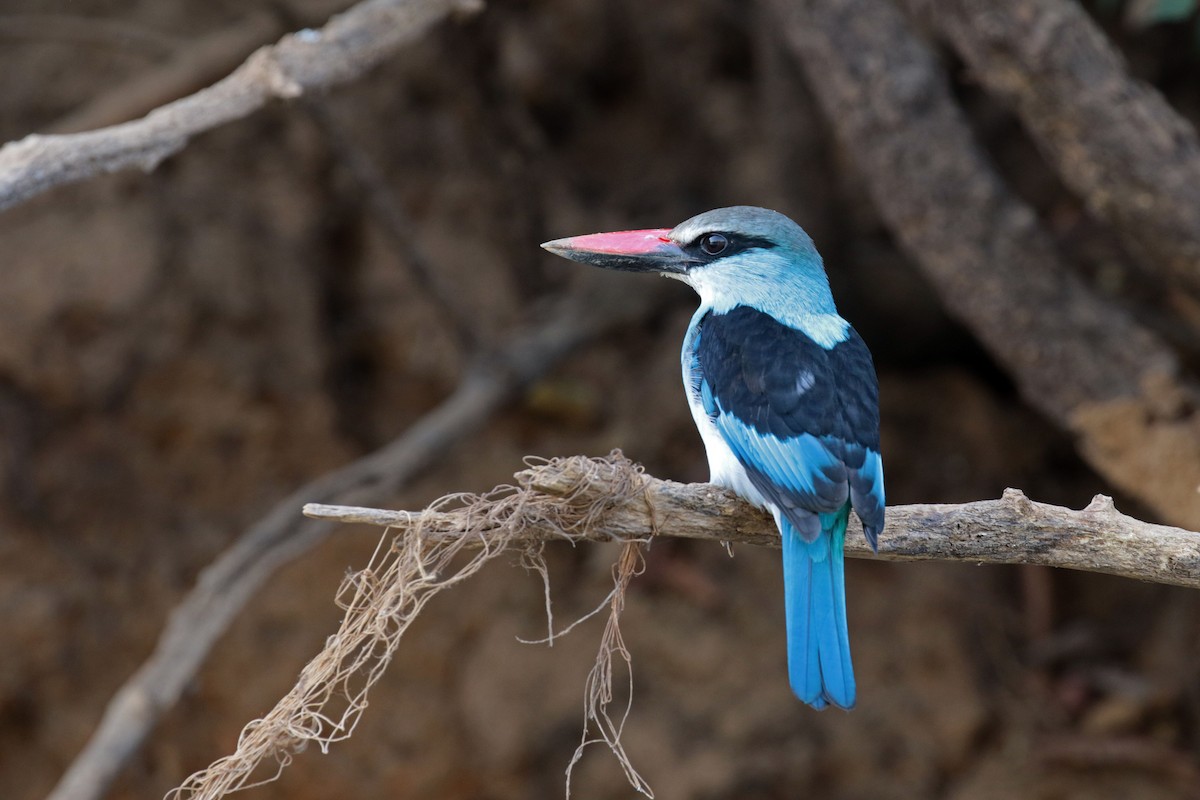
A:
[542,206,884,709]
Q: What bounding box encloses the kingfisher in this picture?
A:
[542,206,884,709]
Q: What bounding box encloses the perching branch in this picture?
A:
[900,0,1200,299]
[170,452,1198,798]
[46,281,666,800]
[305,453,1200,590]
[771,0,1200,529]
[0,0,478,212]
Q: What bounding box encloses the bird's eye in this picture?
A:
[700,233,728,256]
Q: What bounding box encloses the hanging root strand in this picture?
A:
[168,451,654,800]
[565,541,654,798]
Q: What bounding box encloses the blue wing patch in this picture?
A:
[717,417,848,540]
[694,305,885,546]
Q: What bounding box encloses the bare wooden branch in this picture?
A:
[0,0,478,212]
[900,0,1200,298]
[305,454,1200,590]
[47,282,665,800]
[770,0,1200,528]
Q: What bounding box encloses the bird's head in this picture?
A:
[541,206,837,317]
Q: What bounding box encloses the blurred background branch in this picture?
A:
[772,0,1200,528]
[0,0,479,211]
[901,0,1200,302]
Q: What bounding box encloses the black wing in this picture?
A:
[694,305,885,545]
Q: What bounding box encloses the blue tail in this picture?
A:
[781,505,855,709]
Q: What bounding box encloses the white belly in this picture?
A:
[692,401,769,509]
[682,359,771,512]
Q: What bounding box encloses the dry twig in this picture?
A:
[0,0,479,212]
[306,453,1200,590]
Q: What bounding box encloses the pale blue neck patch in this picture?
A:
[670,248,849,348]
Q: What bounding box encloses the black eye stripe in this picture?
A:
[727,235,777,251]
[685,233,778,261]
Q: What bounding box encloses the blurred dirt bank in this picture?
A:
[1,1,1199,798]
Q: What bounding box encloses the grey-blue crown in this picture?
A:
[671,206,817,255]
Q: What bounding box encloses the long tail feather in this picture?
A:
[781,506,855,709]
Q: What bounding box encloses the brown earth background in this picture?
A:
[2,1,1200,798]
